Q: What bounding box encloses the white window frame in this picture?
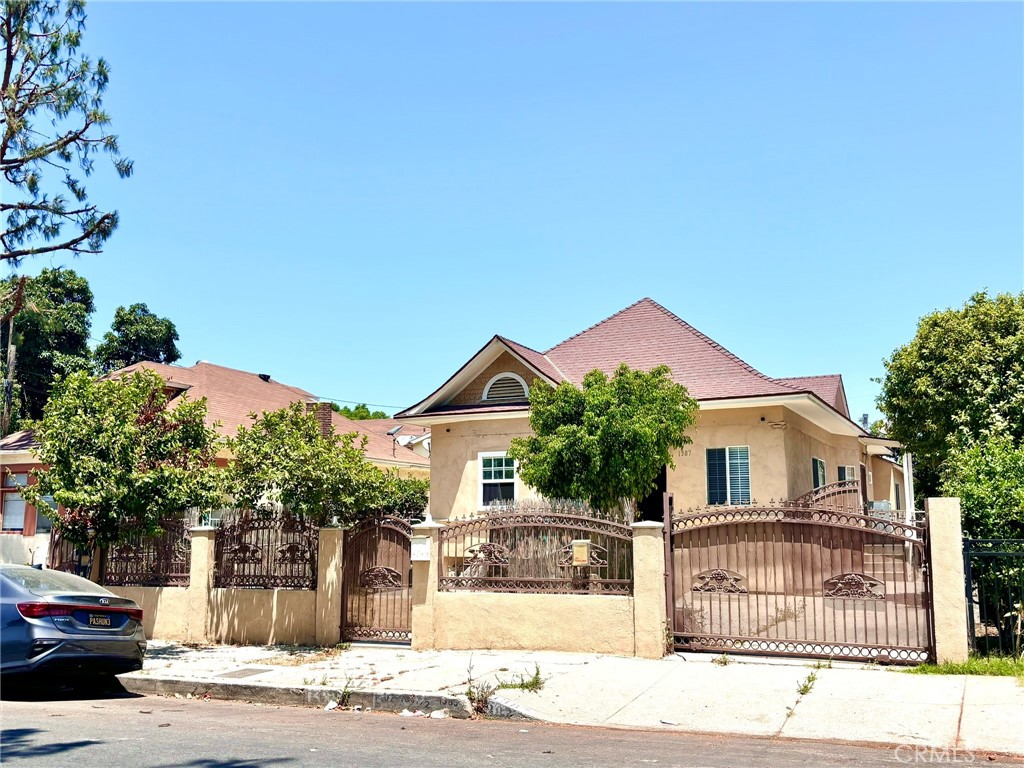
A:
[482,372,529,401]
[838,465,857,483]
[2,472,28,532]
[707,445,751,506]
[478,451,517,509]
[812,457,827,489]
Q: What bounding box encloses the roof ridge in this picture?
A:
[776,373,842,381]
[543,297,652,354]
[639,299,781,385]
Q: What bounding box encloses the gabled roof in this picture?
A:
[775,375,850,418]
[397,298,865,437]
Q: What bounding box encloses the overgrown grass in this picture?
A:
[906,655,1024,678]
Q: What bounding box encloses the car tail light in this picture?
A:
[17,602,73,618]
[16,602,143,621]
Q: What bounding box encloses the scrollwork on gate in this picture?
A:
[823,572,884,600]
[463,542,511,567]
[360,566,404,590]
[692,568,748,594]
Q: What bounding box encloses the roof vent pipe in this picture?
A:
[258,373,271,382]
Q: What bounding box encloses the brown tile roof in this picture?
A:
[543,298,801,401]
[357,418,430,439]
[497,337,565,384]
[330,412,429,466]
[111,361,316,437]
[775,375,848,416]
[0,429,36,451]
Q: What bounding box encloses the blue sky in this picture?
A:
[8,2,1023,420]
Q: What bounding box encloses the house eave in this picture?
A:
[395,410,530,427]
[699,393,867,438]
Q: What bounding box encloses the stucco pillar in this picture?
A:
[187,527,216,645]
[926,498,970,664]
[631,521,668,659]
[315,527,344,645]
[410,519,443,651]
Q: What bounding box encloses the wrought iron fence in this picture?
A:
[439,500,634,595]
[963,539,1024,657]
[47,532,95,578]
[214,510,319,590]
[101,518,192,587]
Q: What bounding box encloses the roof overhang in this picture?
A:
[396,336,559,419]
[700,393,867,438]
[0,448,38,464]
[859,435,903,456]
[396,409,530,428]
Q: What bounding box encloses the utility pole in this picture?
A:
[1,277,26,436]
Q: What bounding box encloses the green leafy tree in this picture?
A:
[941,430,1024,540]
[2,0,133,264]
[225,403,382,525]
[94,302,181,373]
[877,291,1024,497]
[1,268,94,426]
[362,471,429,519]
[508,364,699,518]
[21,369,222,547]
[330,402,388,420]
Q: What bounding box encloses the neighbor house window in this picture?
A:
[34,496,56,533]
[837,465,856,483]
[894,482,902,511]
[480,452,516,507]
[2,473,28,532]
[706,447,750,506]
[812,458,827,489]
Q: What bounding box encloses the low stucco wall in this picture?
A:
[0,533,50,565]
[207,588,317,645]
[109,586,190,642]
[431,592,636,656]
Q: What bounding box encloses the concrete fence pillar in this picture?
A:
[410,519,443,651]
[926,497,970,664]
[187,527,216,645]
[315,527,344,645]
[631,521,668,659]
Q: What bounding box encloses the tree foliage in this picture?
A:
[941,429,1024,540]
[507,364,699,516]
[21,369,222,547]
[2,0,133,263]
[1,267,93,425]
[331,402,388,420]
[94,302,181,373]
[225,403,382,525]
[361,471,429,519]
[876,291,1024,497]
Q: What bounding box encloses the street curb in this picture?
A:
[485,693,538,720]
[121,675,473,719]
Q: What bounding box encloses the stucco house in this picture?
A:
[0,360,429,564]
[396,298,907,521]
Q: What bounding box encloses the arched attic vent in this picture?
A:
[482,372,529,402]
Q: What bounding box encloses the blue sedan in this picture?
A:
[0,564,147,678]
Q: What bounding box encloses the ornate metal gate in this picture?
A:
[342,515,413,643]
[668,493,933,664]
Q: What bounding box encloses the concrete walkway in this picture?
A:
[123,642,1024,758]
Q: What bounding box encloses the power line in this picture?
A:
[316,395,406,410]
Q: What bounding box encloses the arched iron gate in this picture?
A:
[342,515,413,643]
[668,503,933,664]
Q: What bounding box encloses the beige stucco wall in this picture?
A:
[927,497,969,663]
[0,533,50,565]
[667,407,789,510]
[449,352,540,406]
[432,592,637,655]
[429,417,536,520]
[782,409,864,500]
[207,588,317,645]
[109,586,191,642]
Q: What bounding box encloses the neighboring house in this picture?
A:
[359,418,431,460]
[396,297,906,521]
[0,361,429,563]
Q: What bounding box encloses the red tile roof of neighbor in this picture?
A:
[330,412,430,467]
[400,298,851,419]
[357,418,430,439]
[0,430,36,451]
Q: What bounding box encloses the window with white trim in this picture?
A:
[479,452,516,507]
[2,473,28,531]
[706,446,750,505]
[812,458,827,489]
[837,465,856,483]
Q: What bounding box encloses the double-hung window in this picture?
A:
[706,447,750,505]
[811,458,827,489]
[479,452,516,508]
[2,473,28,532]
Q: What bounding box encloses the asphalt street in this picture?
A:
[1,680,1014,768]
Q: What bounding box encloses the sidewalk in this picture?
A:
[122,642,1024,757]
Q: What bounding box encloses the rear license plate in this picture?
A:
[88,614,112,627]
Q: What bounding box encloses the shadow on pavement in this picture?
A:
[0,673,143,702]
[153,760,294,768]
[0,727,102,759]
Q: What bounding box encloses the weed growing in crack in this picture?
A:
[497,663,545,693]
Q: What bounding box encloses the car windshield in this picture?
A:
[0,565,111,596]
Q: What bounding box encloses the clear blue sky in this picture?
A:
[9,2,1023,420]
